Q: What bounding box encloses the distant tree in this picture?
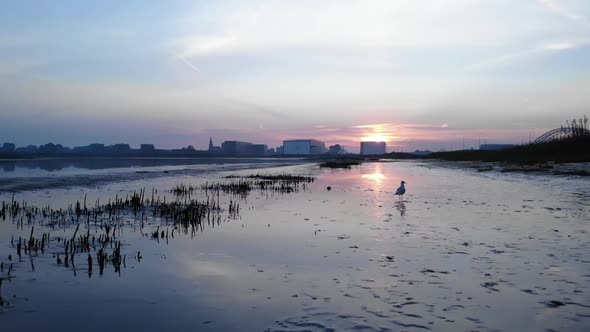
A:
[329,144,342,154]
[39,143,65,154]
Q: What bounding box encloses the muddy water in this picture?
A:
[0,160,588,331]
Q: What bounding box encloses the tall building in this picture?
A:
[15,145,38,154]
[1,142,15,153]
[221,141,268,156]
[108,144,131,154]
[249,144,268,156]
[88,143,105,153]
[283,139,325,155]
[360,141,387,155]
[140,144,155,152]
[208,137,222,153]
[72,143,105,154]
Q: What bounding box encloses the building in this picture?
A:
[249,144,268,156]
[208,137,222,153]
[479,144,516,151]
[72,143,106,154]
[38,143,67,154]
[15,145,38,154]
[283,139,325,155]
[222,141,252,155]
[221,141,268,156]
[360,141,387,155]
[140,144,155,152]
[1,142,15,153]
[88,143,105,153]
[108,144,131,154]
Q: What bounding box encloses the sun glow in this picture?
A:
[356,124,395,143]
[361,134,389,143]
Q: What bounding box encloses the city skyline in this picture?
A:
[1,1,589,152]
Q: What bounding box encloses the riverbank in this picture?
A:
[427,136,590,163]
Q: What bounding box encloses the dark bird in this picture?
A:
[394,180,406,201]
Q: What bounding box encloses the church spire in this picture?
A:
[209,137,214,150]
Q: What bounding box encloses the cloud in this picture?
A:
[178,56,201,73]
[537,0,590,26]
[176,0,539,58]
[467,40,587,70]
[542,41,577,50]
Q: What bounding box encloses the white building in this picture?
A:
[283,139,325,155]
[360,141,387,155]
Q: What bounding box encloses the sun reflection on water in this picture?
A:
[360,163,387,193]
[362,172,385,182]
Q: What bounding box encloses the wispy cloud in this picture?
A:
[467,40,587,71]
[178,56,201,73]
[542,42,578,50]
[176,1,535,58]
[537,0,590,26]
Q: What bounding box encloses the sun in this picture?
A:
[361,134,389,142]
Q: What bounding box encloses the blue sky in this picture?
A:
[1,0,589,151]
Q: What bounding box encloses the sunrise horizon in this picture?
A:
[2,0,589,153]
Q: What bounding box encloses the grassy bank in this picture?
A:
[432,116,589,163]
[427,137,589,163]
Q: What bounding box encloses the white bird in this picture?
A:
[394,180,406,201]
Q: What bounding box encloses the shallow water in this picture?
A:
[0,159,588,331]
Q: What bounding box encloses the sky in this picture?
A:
[1,0,589,152]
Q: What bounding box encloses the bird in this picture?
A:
[394,180,406,201]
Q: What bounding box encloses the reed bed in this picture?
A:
[0,173,315,296]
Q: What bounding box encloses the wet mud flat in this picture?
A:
[0,161,589,331]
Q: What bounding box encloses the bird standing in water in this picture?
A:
[394,180,406,201]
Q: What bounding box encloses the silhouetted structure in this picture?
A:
[15,145,39,154]
[533,127,590,144]
[222,141,268,156]
[360,141,386,155]
[108,144,131,154]
[1,142,15,153]
[140,144,155,152]
[39,143,68,154]
[72,143,105,154]
[208,137,222,153]
[2,139,272,158]
[283,139,325,155]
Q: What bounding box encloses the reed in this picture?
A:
[1,172,313,284]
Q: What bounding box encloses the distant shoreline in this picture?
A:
[384,137,590,164]
[0,154,323,161]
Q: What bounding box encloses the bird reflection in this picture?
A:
[395,201,406,216]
